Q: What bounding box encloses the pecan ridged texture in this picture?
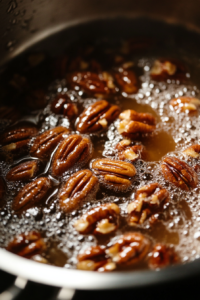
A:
[6,160,40,182]
[76,100,120,134]
[161,156,198,191]
[127,183,169,225]
[169,97,200,115]
[77,246,116,272]
[149,243,179,270]
[114,68,138,94]
[13,177,51,212]
[91,158,136,191]
[74,203,120,235]
[52,134,92,177]
[7,231,46,259]
[106,232,150,265]
[59,169,99,212]
[150,59,186,81]
[30,126,70,160]
[51,93,78,120]
[183,144,200,159]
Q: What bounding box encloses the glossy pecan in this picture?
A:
[119,109,156,125]
[12,177,51,212]
[0,177,5,201]
[76,100,120,134]
[59,169,99,212]
[51,93,78,120]
[25,89,47,110]
[127,183,169,225]
[0,106,21,123]
[150,59,186,81]
[148,244,179,269]
[77,246,116,272]
[117,144,146,162]
[182,144,200,159]
[114,68,138,94]
[30,126,70,160]
[161,156,198,191]
[7,231,46,258]
[52,135,92,177]
[91,158,136,191]
[6,160,40,182]
[74,203,120,235]
[106,232,150,265]
[169,97,200,115]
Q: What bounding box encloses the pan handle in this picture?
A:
[0,277,27,300]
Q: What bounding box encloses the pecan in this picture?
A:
[150,59,186,81]
[117,144,146,162]
[76,100,120,134]
[161,156,198,191]
[6,160,39,182]
[119,109,156,125]
[30,126,70,160]
[114,68,138,94]
[182,144,200,159]
[148,244,179,269]
[52,135,92,177]
[59,169,99,212]
[74,203,120,235]
[106,232,150,265]
[127,183,169,225]
[169,97,200,114]
[77,246,116,272]
[0,126,38,157]
[12,177,51,212]
[0,106,21,123]
[91,158,136,191]
[7,231,46,259]
[0,177,5,201]
[25,89,47,110]
[51,93,78,120]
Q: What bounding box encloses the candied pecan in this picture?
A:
[106,232,150,265]
[169,97,200,114]
[52,134,92,177]
[0,177,5,200]
[30,126,70,160]
[150,59,186,81]
[25,89,47,110]
[59,169,99,213]
[183,144,200,159]
[76,100,120,134]
[51,93,78,120]
[74,203,120,235]
[77,246,116,272]
[91,158,136,191]
[119,109,156,125]
[127,183,169,225]
[118,120,155,139]
[161,156,198,191]
[7,231,46,259]
[12,177,51,212]
[114,68,138,94]
[115,139,132,151]
[6,160,39,182]
[148,244,179,269]
[117,144,146,162]
[0,106,21,123]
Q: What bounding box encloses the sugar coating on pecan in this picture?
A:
[169,97,200,114]
[150,59,186,81]
[127,183,169,225]
[148,243,179,269]
[51,93,78,120]
[7,231,46,259]
[114,68,138,94]
[106,232,150,265]
[77,246,116,272]
[91,158,136,192]
[182,144,200,159]
[30,126,70,160]
[76,100,120,134]
[59,169,99,213]
[51,134,92,177]
[161,156,198,191]
[74,203,120,235]
[6,160,40,182]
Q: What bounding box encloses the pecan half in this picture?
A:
[91,158,136,191]
[52,135,92,177]
[7,231,46,259]
[148,244,179,269]
[0,177,5,200]
[150,59,186,81]
[77,246,116,272]
[114,68,138,94]
[161,156,198,191]
[74,203,120,235]
[169,97,200,114]
[13,177,51,212]
[0,106,21,123]
[127,183,169,225]
[76,100,120,134]
[51,93,78,120]
[6,160,39,182]
[30,126,70,160]
[106,232,150,265]
[182,144,200,159]
[119,109,156,125]
[59,169,99,213]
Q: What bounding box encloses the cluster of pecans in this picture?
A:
[1,45,200,273]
